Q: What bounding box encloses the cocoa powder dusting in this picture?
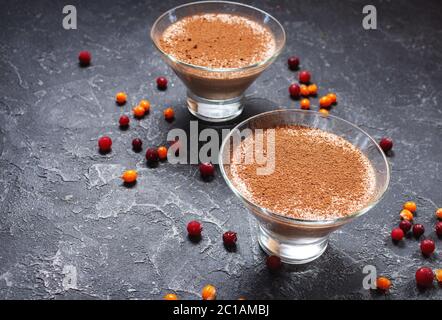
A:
[159,14,275,68]
[229,126,377,220]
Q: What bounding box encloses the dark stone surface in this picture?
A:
[0,0,441,300]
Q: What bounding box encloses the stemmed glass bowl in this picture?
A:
[150,1,286,122]
[219,109,390,264]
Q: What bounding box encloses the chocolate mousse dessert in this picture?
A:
[156,13,277,100]
[229,126,377,220]
[159,13,275,69]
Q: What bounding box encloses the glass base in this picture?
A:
[186,91,244,122]
[258,225,328,264]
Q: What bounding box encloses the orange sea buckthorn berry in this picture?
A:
[300,84,309,97]
[436,208,442,220]
[158,146,168,160]
[122,170,137,184]
[133,105,145,118]
[115,92,127,105]
[139,99,151,112]
[164,107,175,121]
[307,84,318,96]
[201,284,216,300]
[403,201,417,213]
[327,93,337,104]
[163,293,178,300]
[300,98,310,110]
[319,96,332,108]
[435,269,442,283]
[400,209,413,221]
[319,108,329,116]
[376,277,392,292]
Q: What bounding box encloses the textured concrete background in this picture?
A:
[0,0,441,299]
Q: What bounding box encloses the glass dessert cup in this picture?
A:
[150,1,286,122]
[219,110,390,264]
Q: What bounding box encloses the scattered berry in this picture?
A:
[403,201,417,213]
[157,146,168,160]
[201,284,216,300]
[163,293,178,300]
[132,138,143,152]
[288,84,300,98]
[164,107,175,121]
[115,92,127,105]
[223,231,237,247]
[266,255,282,270]
[391,228,404,242]
[146,148,159,163]
[300,98,310,110]
[415,267,434,288]
[199,162,215,178]
[298,70,311,84]
[300,84,310,97]
[399,220,412,233]
[98,136,112,153]
[413,224,425,238]
[139,100,150,112]
[379,137,393,152]
[327,93,337,104]
[307,84,318,96]
[319,108,329,116]
[119,115,130,127]
[420,239,435,256]
[287,56,300,70]
[376,276,392,292]
[156,76,168,90]
[436,208,442,220]
[435,269,442,283]
[133,105,145,118]
[319,96,332,108]
[78,51,91,66]
[400,209,413,221]
[187,220,202,237]
[435,222,442,237]
[121,170,137,184]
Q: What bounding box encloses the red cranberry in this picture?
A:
[78,50,91,66]
[132,138,143,152]
[223,231,237,246]
[399,220,412,233]
[420,239,435,256]
[145,148,159,162]
[415,267,434,288]
[156,77,168,90]
[98,136,112,153]
[287,56,300,70]
[199,162,215,178]
[379,137,393,152]
[436,222,442,237]
[266,255,282,270]
[298,70,311,84]
[413,224,425,238]
[119,115,130,127]
[187,220,202,237]
[391,228,404,242]
[288,84,301,98]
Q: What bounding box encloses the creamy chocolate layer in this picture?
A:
[229,126,376,220]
